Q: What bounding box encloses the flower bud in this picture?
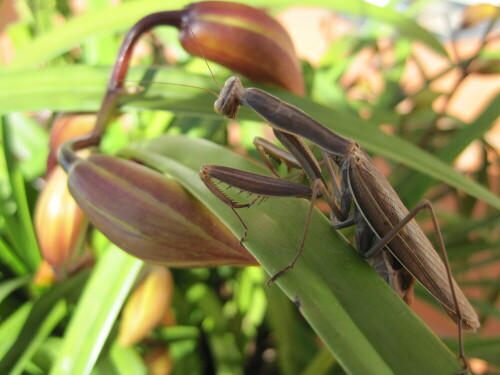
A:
[35,166,87,269]
[119,266,173,347]
[144,347,174,375]
[33,260,57,287]
[67,154,256,267]
[179,1,304,95]
[47,114,96,174]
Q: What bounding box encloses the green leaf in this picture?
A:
[189,284,244,374]
[302,347,337,375]
[0,272,88,374]
[0,275,30,305]
[1,118,41,270]
[7,0,191,69]
[445,336,500,366]
[266,284,318,373]
[50,247,143,375]
[0,238,29,275]
[0,66,215,113]
[1,66,497,210]
[109,341,148,375]
[6,113,49,179]
[0,302,33,360]
[120,135,463,375]
[6,0,446,70]
[32,337,62,374]
[9,301,67,375]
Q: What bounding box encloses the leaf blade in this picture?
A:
[50,247,143,375]
[120,135,463,375]
[1,66,497,210]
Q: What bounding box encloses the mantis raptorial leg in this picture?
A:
[253,137,301,177]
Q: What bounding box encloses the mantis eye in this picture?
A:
[214,77,242,119]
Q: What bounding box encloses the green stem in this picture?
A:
[58,135,100,172]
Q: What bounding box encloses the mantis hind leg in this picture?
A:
[354,209,415,304]
[361,199,469,374]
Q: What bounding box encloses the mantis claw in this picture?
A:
[267,264,294,286]
[239,227,248,246]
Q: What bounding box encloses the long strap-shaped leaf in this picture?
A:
[50,248,143,375]
[120,135,463,375]
[5,0,446,70]
[0,66,497,209]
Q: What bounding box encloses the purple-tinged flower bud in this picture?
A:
[179,1,304,95]
[67,154,256,267]
[93,2,304,141]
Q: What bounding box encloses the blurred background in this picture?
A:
[0,0,499,374]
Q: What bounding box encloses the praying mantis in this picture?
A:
[199,76,480,372]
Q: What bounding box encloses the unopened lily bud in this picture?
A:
[35,166,87,270]
[47,114,96,174]
[34,260,57,287]
[119,266,173,347]
[95,2,304,140]
[67,154,256,267]
[144,347,174,375]
[179,1,304,95]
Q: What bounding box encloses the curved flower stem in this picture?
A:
[92,11,184,144]
[58,135,100,172]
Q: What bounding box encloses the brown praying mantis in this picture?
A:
[199,76,480,372]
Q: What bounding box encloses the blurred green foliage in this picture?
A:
[0,1,499,374]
